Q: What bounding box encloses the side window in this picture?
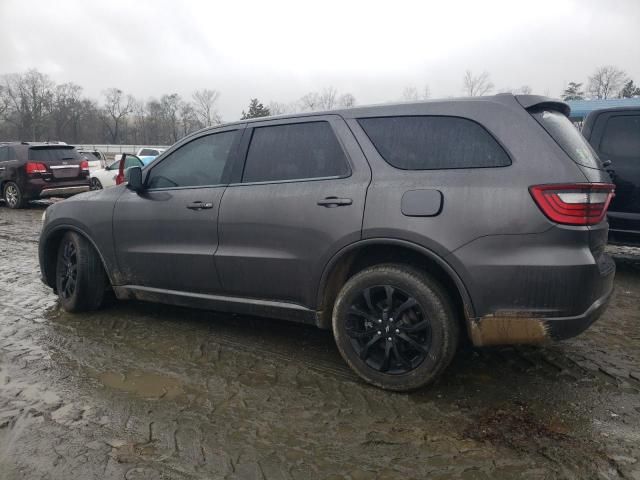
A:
[600,115,640,158]
[242,122,350,183]
[147,131,238,189]
[0,147,7,162]
[358,116,511,170]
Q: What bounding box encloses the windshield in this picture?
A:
[531,109,603,170]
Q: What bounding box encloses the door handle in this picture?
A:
[186,201,214,210]
[317,196,353,207]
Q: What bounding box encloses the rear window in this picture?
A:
[531,109,602,169]
[358,116,511,170]
[139,149,159,156]
[600,115,640,159]
[29,147,80,162]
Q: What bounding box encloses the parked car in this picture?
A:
[90,154,144,190]
[135,147,166,165]
[39,94,615,391]
[0,142,90,208]
[582,107,640,245]
[78,150,107,170]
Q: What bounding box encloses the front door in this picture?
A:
[113,127,242,294]
[215,116,371,308]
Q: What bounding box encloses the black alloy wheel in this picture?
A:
[58,239,78,299]
[346,285,431,374]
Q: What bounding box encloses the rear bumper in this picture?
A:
[24,178,90,199]
[39,185,89,197]
[449,226,616,346]
[467,280,613,346]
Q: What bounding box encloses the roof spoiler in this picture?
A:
[515,95,570,117]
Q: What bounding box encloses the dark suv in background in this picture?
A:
[39,94,615,391]
[582,107,640,245]
[0,142,90,208]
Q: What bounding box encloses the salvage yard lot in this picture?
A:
[0,203,639,479]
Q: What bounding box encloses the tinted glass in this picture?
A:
[0,147,7,162]
[242,122,349,183]
[600,115,640,158]
[29,147,80,162]
[358,116,510,170]
[147,131,237,189]
[531,109,602,169]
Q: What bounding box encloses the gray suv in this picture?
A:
[39,94,615,391]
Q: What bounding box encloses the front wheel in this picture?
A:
[332,264,459,391]
[56,231,108,312]
[3,182,27,209]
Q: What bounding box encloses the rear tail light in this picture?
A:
[26,162,47,174]
[530,183,615,226]
[80,160,89,171]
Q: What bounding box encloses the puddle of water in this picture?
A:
[98,370,183,400]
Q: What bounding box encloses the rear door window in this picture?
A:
[0,147,7,162]
[358,116,510,170]
[531,109,602,169]
[242,122,350,183]
[599,115,640,159]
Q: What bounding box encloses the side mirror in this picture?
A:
[125,166,144,192]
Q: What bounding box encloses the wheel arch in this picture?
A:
[40,225,114,290]
[316,238,475,331]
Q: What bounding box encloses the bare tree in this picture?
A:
[402,86,419,101]
[267,101,289,116]
[588,65,628,99]
[160,93,182,143]
[101,88,134,143]
[51,82,83,140]
[2,69,54,139]
[179,101,200,137]
[462,70,494,96]
[192,89,221,127]
[402,85,430,101]
[318,86,338,110]
[338,93,356,108]
[299,92,320,111]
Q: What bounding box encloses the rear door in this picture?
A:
[113,127,243,294]
[215,116,370,308]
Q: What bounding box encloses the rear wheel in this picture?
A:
[56,231,107,312]
[3,182,27,209]
[332,264,459,391]
[90,178,103,190]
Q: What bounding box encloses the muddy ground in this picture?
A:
[0,203,639,480]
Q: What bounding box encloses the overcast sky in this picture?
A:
[1,0,639,120]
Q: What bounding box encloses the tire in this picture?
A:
[3,182,27,209]
[55,231,108,312]
[332,264,459,391]
[90,178,103,190]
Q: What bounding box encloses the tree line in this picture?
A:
[1,65,638,145]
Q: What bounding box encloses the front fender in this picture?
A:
[39,187,125,288]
